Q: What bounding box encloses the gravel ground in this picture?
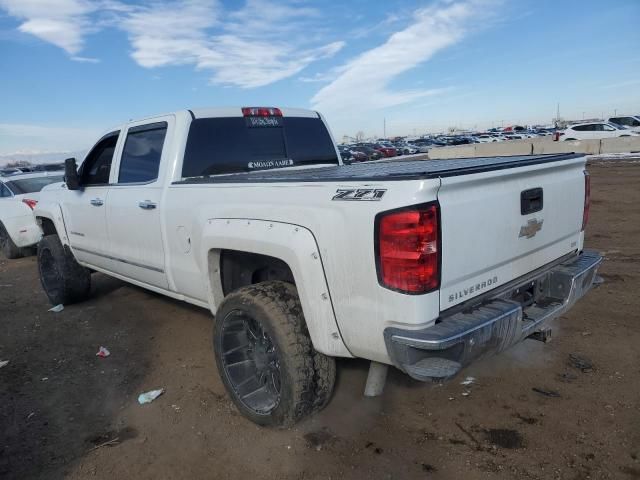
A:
[1,161,639,480]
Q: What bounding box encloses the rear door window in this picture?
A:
[118,122,167,184]
[182,116,338,177]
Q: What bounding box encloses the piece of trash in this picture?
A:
[90,438,120,451]
[460,376,475,386]
[557,372,578,383]
[568,353,594,372]
[48,304,64,313]
[27,412,35,420]
[462,391,470,397]
[41,377,48,381]
[171,404,181,412]
[138,388,165,405]
[0,360,8,369]
[96,346,110,358]
[532,387,561,398]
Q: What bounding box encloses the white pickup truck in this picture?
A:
[34,106,602,427]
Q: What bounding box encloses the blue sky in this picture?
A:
[0,0,639,155]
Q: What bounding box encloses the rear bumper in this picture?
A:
[2,214,42,248]
[384,250,603,381]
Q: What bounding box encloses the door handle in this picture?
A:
[138,200,157,210]
[90,198,104,206]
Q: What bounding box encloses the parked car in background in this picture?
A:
[555,122,639,141]
[395,143,419,155]
[351,145,383,160]
[0,171,63,258]
[607,116,640,133]
[475,134,497,143]
[338,146,353,163]
[0,168,22,176]
[407,140,432,153]
[372,144,397,157]
[351,150,368,162]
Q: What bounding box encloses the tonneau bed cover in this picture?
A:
[175,153,583,184]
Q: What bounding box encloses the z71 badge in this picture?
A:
[332,188,387,201]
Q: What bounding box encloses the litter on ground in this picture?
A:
[568,353,594,372]
[0,360,9,369]
[48,304,64,313]
[460,376,475,386]
[532,387,561,398]
[96,346,110,358]
[138,388,165,405]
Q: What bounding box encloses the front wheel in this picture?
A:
[37,234,91,305]
[213,281,336,427]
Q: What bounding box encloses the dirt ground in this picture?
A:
[1,161,639,480]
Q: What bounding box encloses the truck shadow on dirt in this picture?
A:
[0,267,158,480]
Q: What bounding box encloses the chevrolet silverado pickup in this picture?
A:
[34,106,602,426]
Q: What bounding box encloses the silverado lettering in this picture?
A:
[448,276,498,303]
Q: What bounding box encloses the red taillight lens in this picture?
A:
[22,198,38,210]
[241,107,282,117]
[376,203,440,294]
[582,171,590,231]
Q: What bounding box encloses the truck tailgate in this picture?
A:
[438,155,586,310]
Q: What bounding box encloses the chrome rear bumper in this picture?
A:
[384,250,603,381]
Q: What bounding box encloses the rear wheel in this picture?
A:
[37,234,91,305]
[213,281,336,427]
[0,223,22,259]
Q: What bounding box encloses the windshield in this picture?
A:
[5,175,63,194]
[182,116,338,177]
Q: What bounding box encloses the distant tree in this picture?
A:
[5,160,32,168]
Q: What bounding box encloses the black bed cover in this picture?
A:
[175,153,583,184]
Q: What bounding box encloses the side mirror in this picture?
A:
[64,158,81,190]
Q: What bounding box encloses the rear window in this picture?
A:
[182,116,338,177]
[5,176,63,194]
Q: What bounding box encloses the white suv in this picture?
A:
[0,171,63,258]
[607,116,640,133]
[558,122,638,141]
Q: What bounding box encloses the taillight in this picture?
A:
[241,107,282,117]
[376,203,440,294]
[22,198,38,210]
[582,171,590,231]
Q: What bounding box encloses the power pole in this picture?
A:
[383,117,386,139]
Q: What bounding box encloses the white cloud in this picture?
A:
[120,0,344,88]
[0,0,345,88]
[0,0,96,54]
[311,1,494,124]
[71,55,100,63]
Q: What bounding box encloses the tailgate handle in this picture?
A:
[521,188,543,215]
